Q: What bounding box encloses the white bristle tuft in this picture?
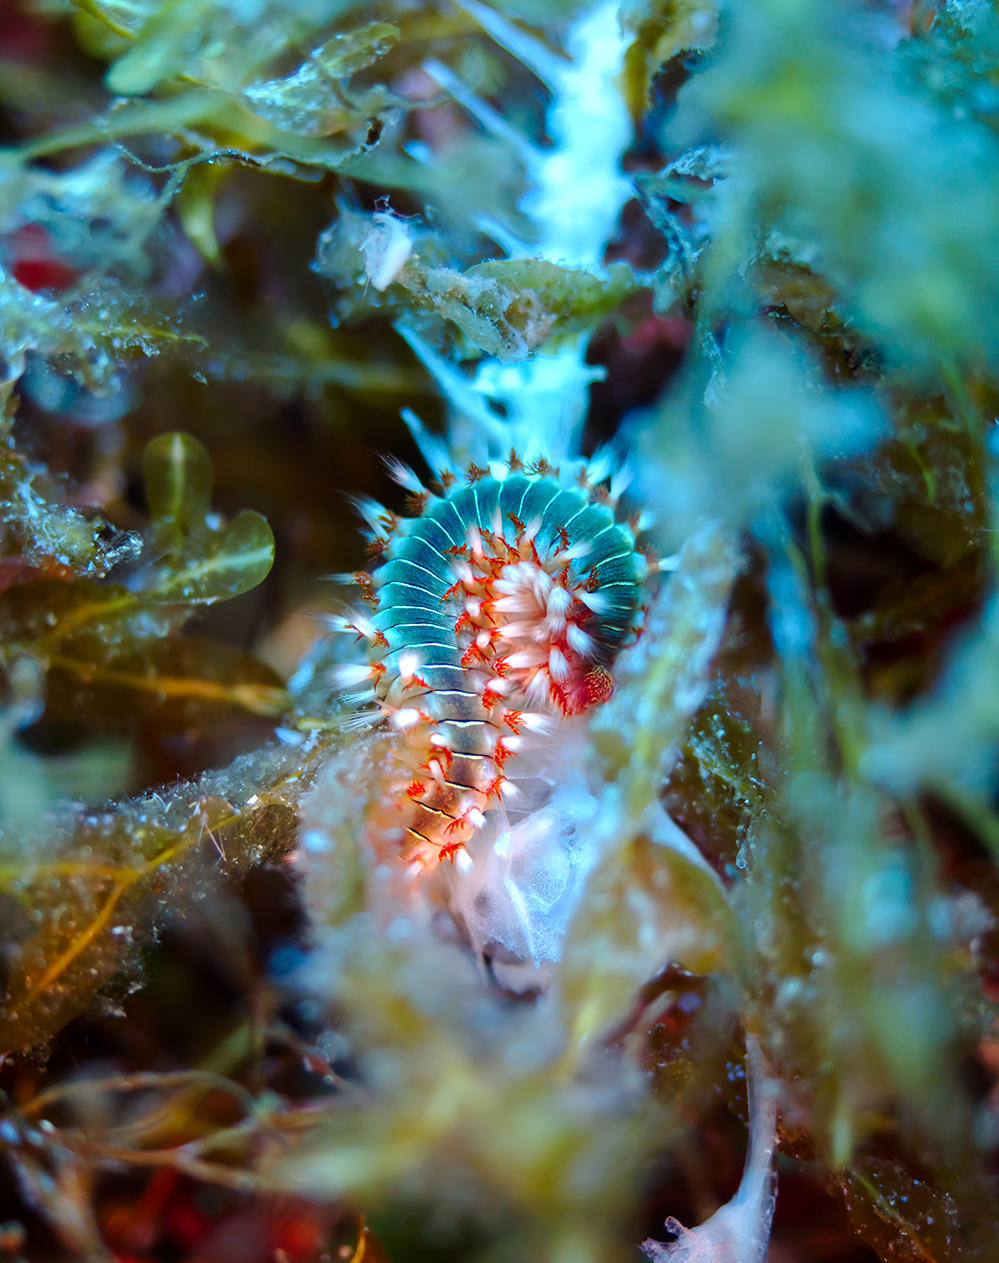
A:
[548,647,571,681]
[561,539,592,561]
[566,624,595,655]
[503,650,540,670]
[384,456,427,495]
[525,671,551,703]
[578,590,610,614]
[516,712,553,733]
[350,613,379,639]
[332,662,376,689]
[610,465,633,501]
[546,587,572,616]
[585,447,615,486]
[349,495,392,533]
[521,515,542,544]
[341,708,380,731]
[401,407,452,475]
[398,650,422,681]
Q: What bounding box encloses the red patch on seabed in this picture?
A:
[13,256,80,291]
[6,224,80,292]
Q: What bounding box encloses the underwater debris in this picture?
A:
[642,1036,778,1263]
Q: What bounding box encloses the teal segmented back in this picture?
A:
[334,457,654,865]
[373,474,638,677]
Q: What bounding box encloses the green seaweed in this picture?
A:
[315,209,640,361]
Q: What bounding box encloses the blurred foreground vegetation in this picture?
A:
[2,0,999,1260]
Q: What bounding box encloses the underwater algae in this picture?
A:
[2,0,999,1260]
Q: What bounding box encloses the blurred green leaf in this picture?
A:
[589,523,744,813]
[143,430,214,551]
[105,0,216,96]
[241,23,400,138]
[0,737,319,1053]
[45,634,288,726]
[0,431,282,742]
[145,508,275,604]
[176,159,225,266]
[562,821,740,1053]
[140,432,274,603]
[836,1154,984,1263]
[621,0,718,119]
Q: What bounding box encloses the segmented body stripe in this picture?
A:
[344,468,648,864]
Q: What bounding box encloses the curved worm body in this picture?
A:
[335,454,652,866]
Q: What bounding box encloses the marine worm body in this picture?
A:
[334,453,652,867]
